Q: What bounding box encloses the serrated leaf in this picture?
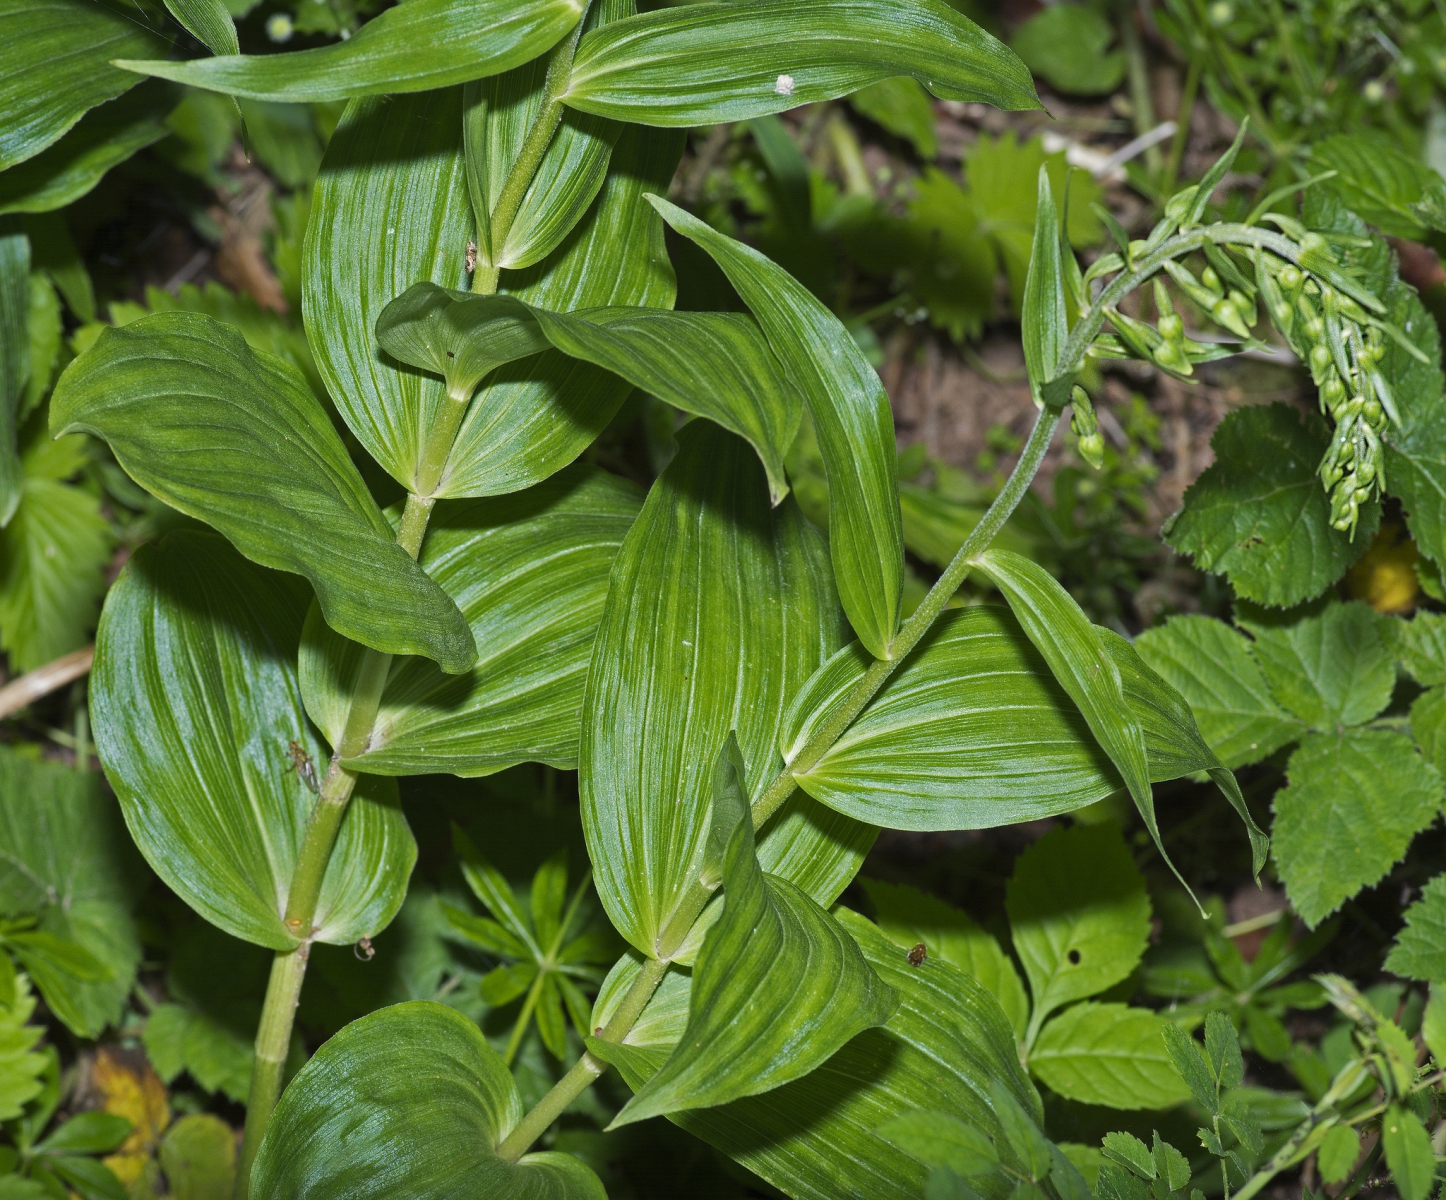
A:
[1244,602,1394,730]
[142,1002,253,1103]
[0,747,142,1038]
[1160,1023,1216,1111]
[1387,612,1446,686]
[92,531,416,949]
[464,0,627,273]
[1317,1124,1360,1186]
[299,466,638,777]
[1424,985,1446,1066]
[1382,1104,1436,1200]
[1164,403,1378,608]
[563,0,1038,126]
[0,0,166,171]
[1309,135,1446,240]
[581,422,871,960]
[1030,1003,1190,1110]
[1271,729,1443,926]
[51,311,475,672]
[251,1002,606,1199]
[608,805,896,1127]
[650,195,903,661]
[0,82,175,217]
[1389,389,1446,569]
[1006,823,1150,1035]
[1386,873,1446,982]
[1205,1012,1244,1090]
[788,606,1241,831]
[1101,1132,1154,1179]
[376,286,800,505]
[0,469,112,673]
[1010,4,1124,97]
[1135,615,1305,768]
[861,878,1029,1040]
[119,0,582,103]
[590,908,1039,1200]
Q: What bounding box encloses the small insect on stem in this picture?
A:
[907,942,927,967]
[288,740,319,794]
[465,239,477,274]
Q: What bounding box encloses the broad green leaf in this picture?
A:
[1010,4,1124,96]
[0,0,166,171]
[1164,404,1378,608]
[876,1111,998,1175]
[161,0,236,57]
[1029,1003,1189,1110]
[251,1002,606,1199]
[610,805,895,1127]
[1243,602,1394,730]
[0,83,174,216]
[590,909,1040,1200]
[1309,136,1446,240]
[860,878,1029,1041]
[563,0,1039,126]
[789,607,1239,831]
[464,0,628,272]
[651,197,903,660]
[0,747,144,1038]
[5,931,109,985]
[1272,729,1443,927]
[1385,873,1446,982]
[303,87,473,496]
[1006,823,1150,1035]
[119,0,582,104]
[1135,616,1305,768]
[1317,1124,1361,1186]
[444,122,681,496]
[970,551,1161,866]
[92,531,417,949]
[1382,1104,1436,1200]
[0,447,112,673]
[1019,168,1068,409]
[0,223,25,525]
[1386,612,1446,686]
[377,285,800,504]
[300,466,638,777]
[847,78,937,160]
[0,973,46,1121]
[37,1112,132,1154]
[581,422,872,959]
[51,311,475,672]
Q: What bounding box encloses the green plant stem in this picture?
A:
[232,490,441,1197]
[235,945,308,1197]
[1120,11,1161,179]
[496,957,670,1162]
[504,972,547,1067]
[471,13,589,296]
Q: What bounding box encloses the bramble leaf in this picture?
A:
[1165,404,1377,607]
[1029,1003,1190,1110]
[1385,873,1446,982]
[1135,616,1304,768]
[1272,729,1443,926]
[1006,823,1150,1033]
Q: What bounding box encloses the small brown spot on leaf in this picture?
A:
[907,942,927,966]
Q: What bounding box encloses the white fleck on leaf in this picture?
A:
[774,74,795,96]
